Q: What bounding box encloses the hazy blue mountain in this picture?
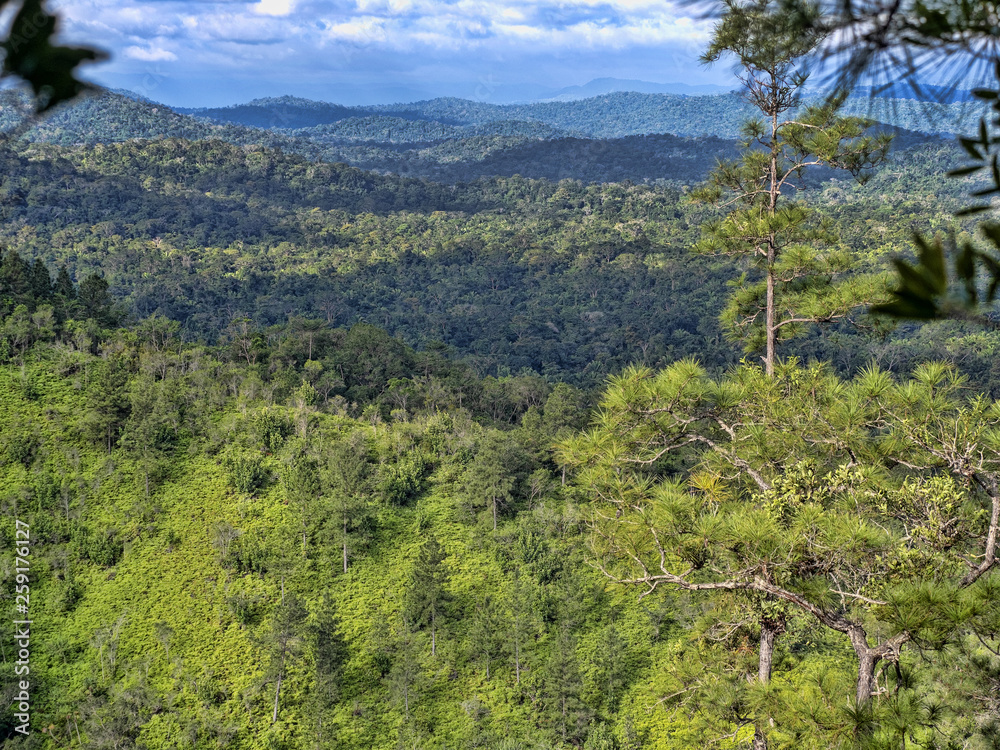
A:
[0,86,954,187]
[542,77,733,101]
[180,90,976,138]
[175,95,358,128]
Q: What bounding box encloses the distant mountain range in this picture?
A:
[175,90,975,139]
[250,77,736,106]
[539,78,734,101]
[165,76,972,108]
[0,84,961,186]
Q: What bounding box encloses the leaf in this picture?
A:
[1,0,106,112]
[981,223,1000,249]
[980,254,1000,303]
[956,242,978,304]
[960,136,984,160]
[913,234,947,295]
[947,165,985,177]
[956,205,993,217]
[871,297,939,320]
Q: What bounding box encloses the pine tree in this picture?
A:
[0,250,32,315]
[283,453,322,557]
[77,273,117,327]
[404,537,451,657]
[563,359,1000,744]
[320,435,372,574]
[84,354,132,452]
[119,372,176,501]
[306,593,348,745]
[695,0,891,377]
[463,432,517,531]
[263,589,307,725]
[469,595,506,680]
[542,620,589,745]
[388,618,421,722]
[508,568,541,687]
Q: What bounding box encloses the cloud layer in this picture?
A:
[50,0,729,106]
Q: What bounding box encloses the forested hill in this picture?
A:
[0,132,988,390]
[0,121,996,750]
[2,89,949,185]
[3,68,1000,750]
[184,90,977,138]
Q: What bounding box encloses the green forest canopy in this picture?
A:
[4,3,1000,746]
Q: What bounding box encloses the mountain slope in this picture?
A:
[181,91,980,138]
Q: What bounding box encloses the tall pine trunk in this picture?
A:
[848,626,880,708]
[764,109,780,378]
[765,257,776,377]
[272,670,283,724]
[758,620,778,684]
[753,617,782,750]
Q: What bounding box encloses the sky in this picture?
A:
[47,0,736,107]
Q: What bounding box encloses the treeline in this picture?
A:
[285,116,572,144]
[0,248,120,358]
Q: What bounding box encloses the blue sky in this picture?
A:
[49,0,735,107]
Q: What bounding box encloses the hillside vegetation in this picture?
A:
[1,73,1000,750]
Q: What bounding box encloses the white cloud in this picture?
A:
[254,0,296,16]
[123,45,178,62]
[51,0,726,104]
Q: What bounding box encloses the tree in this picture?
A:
[694,0,891,376]
[81,669,156,750]
[310,594,348,709]
[120,372,177,500]
[305,594,349,746]
[508,568,542,687]
[404,537,451,657]
[54,264,75,302]
[263,590,307,725]
[759,1,1000,328]
[84,353,132,452]
[562,359,1000,746]
[463,432,522,531]
[0,250,32,315]
[321,434,372,574]
[388,618,421,723]
[469,595,507,680]
[586,618,629,717]
[542,619,589,745]
[77,273,119,327]
[283,453,322,556]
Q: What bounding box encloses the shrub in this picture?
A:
[223,448,269,495]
